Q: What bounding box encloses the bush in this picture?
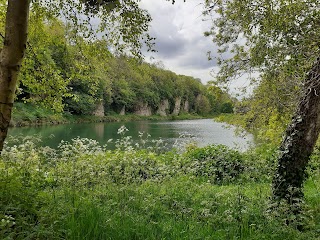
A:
[183,145,245,184]
[64,92,96,115]
[220,102,234,113]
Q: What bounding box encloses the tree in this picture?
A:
[204,0,320,202]
[0,0,155,152]
[19,16,70,111]
[0,0,30,152]
[64,39,112,115]
[241,71,300,144]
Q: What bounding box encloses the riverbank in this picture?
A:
[10,103,209,128]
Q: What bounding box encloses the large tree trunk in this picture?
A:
[0,0,30,153]
[272,57,320,202]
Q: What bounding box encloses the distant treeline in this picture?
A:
[16,15,234,117]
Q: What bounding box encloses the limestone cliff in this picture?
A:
[134,102,152,116]
[156,99,169,116]
[92,100,104,117]
[183,100,189,113]
[119,106,126,115]
[172,97,182,116]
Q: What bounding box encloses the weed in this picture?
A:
[0,131,319,239]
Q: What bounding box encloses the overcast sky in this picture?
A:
[137,0,253,96]
[138,0,218,83]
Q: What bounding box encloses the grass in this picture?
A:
[11,102,66,127]
[0,135,319,239]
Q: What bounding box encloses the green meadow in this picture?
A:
[1,134,319,239]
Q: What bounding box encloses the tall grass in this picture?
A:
[1,130,319,239]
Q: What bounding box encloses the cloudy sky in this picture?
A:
[137,0,252,96]
[138,0,218,83]
[85,0,251,96]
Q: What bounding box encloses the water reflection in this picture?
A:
[94,123,105,139]
[7,119,253,151]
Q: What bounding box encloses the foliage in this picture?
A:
[8,13,232,117]
[220,102,234,113]
[0,2,237,119]
[31,0,155,58]
[204,0,319,83]
[234,72,300,144]
[195,94,212,115]
[0,135,319,239]
[204,0,320,143]
[65,92,97,115]
[207,82,235,114]
[18,16,70,112]
[0,0,154,115]
[184,145,245,184]
[64,39,112,115]
[10,102,65,128]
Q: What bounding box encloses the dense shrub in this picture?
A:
[64,92,97,115]
[220,102,234,113]
[183,145,245,184]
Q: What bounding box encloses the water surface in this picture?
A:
[7,119,253,150]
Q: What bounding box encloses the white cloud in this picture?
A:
[139,0,217,83]
[138,0,253,97]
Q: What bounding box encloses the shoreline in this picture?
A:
[10,113,211,128]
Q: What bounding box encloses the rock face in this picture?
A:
[172,97,182,116]
[92,100,104,117]
[134,102,152,116]
[183,100,189,113]
[156,99,169,116]
[196,94,202,102]
[119,106,126,115]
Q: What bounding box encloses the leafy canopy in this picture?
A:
[204,0,320,84]
[30,0,155,57]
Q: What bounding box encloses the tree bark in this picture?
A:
[0,0,30,153]
[272,57,320,202]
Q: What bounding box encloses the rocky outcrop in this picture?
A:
[92,100,104,117]
[156,99,169,116]
[183,100,189,113]
[196,94,202,102]
[119,106,126,115]
[172,97,181,116]
[134,102,152,116]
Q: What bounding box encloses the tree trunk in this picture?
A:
[272,57,320,202]
[0,0,30,153]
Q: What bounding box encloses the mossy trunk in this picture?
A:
[0,0,30,152]
[272,57,320,202]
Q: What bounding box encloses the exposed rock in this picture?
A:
[172,97,181,116]
[134,102,152,116]
[183,100,189,113]
[196,94,202,102]
[92,100,104,117]
[120,106,126,115]
[156,99,169,116]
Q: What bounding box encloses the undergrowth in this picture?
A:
[0,128,319,239]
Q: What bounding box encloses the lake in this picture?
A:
[7,119,254,151]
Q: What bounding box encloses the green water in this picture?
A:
[7,119,253,150]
